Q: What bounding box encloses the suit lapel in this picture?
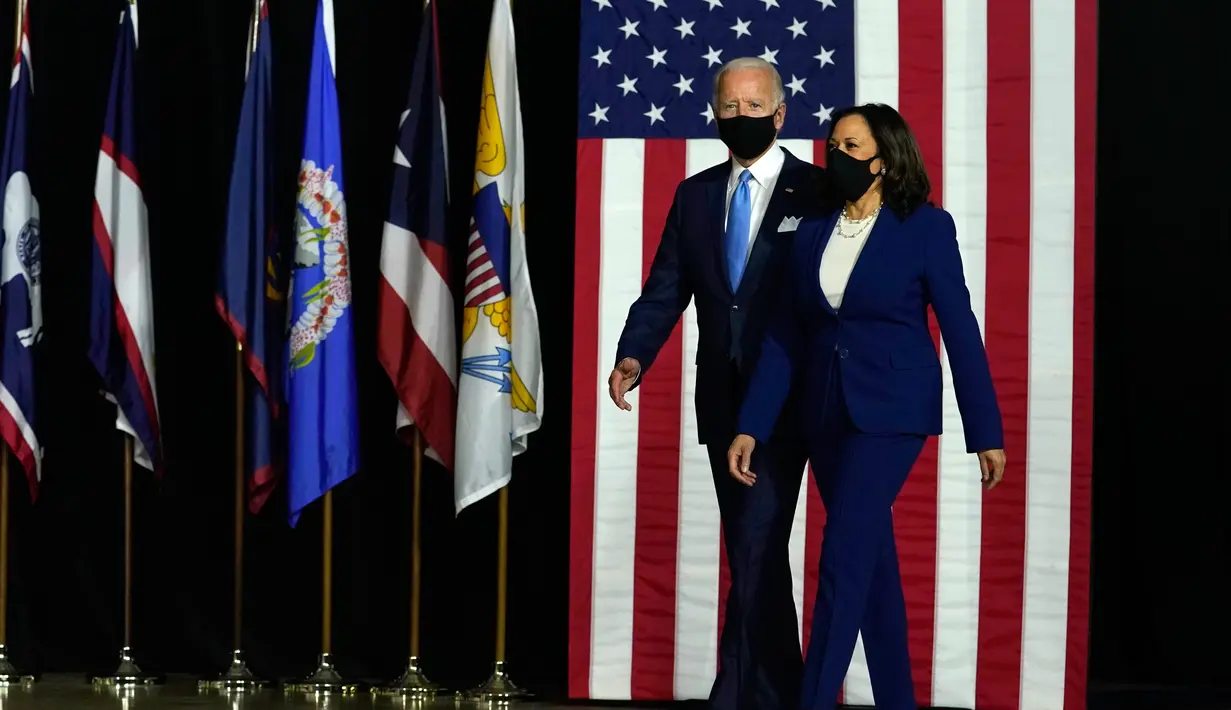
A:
[812,210,841,313]
[706,173,732,297]
[734,155,805,300]
[831,208,898,310]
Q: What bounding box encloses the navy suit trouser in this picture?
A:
[800,366,925,710]
[706,429,807,710]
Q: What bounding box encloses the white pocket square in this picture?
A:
[777,216,801,232]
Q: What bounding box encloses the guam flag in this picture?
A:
[455,0,543,513]
[89,2,162,475]
[284,0,359,526]
[215,0,282,513]
[0,0,42,498]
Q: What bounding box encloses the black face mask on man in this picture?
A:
[827,147,882,202]
[716,114,778,161]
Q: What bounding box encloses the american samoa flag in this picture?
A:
[569,1,1095,709]
[377,0,456,470]
[88,1,162,475]
[0,0,42,498]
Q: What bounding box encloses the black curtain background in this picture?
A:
[0,0,1224,703]
[1,0,581,692]
[1088,0,1230,702]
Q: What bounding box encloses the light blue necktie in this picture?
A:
[724,169,753,291]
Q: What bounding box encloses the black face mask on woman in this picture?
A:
[827,147,881,202]
[716,114,778,161]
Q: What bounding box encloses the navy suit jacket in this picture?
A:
[615,148,827,446]
[737,203,1004,454]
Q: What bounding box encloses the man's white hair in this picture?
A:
[711,57,786,109]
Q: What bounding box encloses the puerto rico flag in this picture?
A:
[0,0,42,498]
[377,0,456,469]
[89,2,162,474]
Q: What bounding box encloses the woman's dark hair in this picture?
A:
[823,103,932,218]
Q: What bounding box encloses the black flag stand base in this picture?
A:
[197,650,271,692]
[91,646,162,687]
[460,661,530,704]
[284,653,363,696]
[0,645,32,688]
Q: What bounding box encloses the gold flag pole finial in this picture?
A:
[251,0,261,55]
[12,0,23,60]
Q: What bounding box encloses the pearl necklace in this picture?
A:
[838,203,881,239]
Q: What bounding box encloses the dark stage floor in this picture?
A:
[1,676,1229,710]
[0,675,676,710]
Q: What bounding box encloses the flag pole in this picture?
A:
[282,0,360,695]
[463,483,527,702]
[0,448,31,688]
[323,489,331,655]
[463,483,528,701]
[286,489,359,694]
[92,436,160,687]
[464,1,531,693]
[200,341,268,690]
[199,4,272,691]
[375,0,446,697]
[0,0,32,688]
[375,428,442,698]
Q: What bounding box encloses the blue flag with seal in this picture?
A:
[214,0,283,514]
[285,0,358,526]
[0,0,42,498]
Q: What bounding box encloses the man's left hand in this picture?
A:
[977,449,1006,490]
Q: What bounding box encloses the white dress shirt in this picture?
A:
[818,210,879,310]
[724,142,785,264]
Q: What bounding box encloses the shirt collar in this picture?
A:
[729,141,785,188]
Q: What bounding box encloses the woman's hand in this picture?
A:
[727,435,757,486]
[977,448,1006,490]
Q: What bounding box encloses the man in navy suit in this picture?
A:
[607,57,826,710]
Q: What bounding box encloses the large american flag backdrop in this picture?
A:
[568,1,1095,708]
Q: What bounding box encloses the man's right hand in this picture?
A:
[727,434,757,486]
[607,358,641,411]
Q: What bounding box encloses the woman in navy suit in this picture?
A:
[726,104,1007,710]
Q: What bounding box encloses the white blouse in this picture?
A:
[818,209,880,310]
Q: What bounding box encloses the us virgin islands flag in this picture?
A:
[0,0,42,498]
[455,0,542,514]
[285,0,358,526]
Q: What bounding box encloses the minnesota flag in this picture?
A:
[455,0,542,514]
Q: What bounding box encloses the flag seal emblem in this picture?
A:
[289,160,352,371]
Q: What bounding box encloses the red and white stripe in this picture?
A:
[376,190,456,469]
[93,140,159,472]
[464,219,505,307]
[0,0,39,496]
[569,1,1095,708]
